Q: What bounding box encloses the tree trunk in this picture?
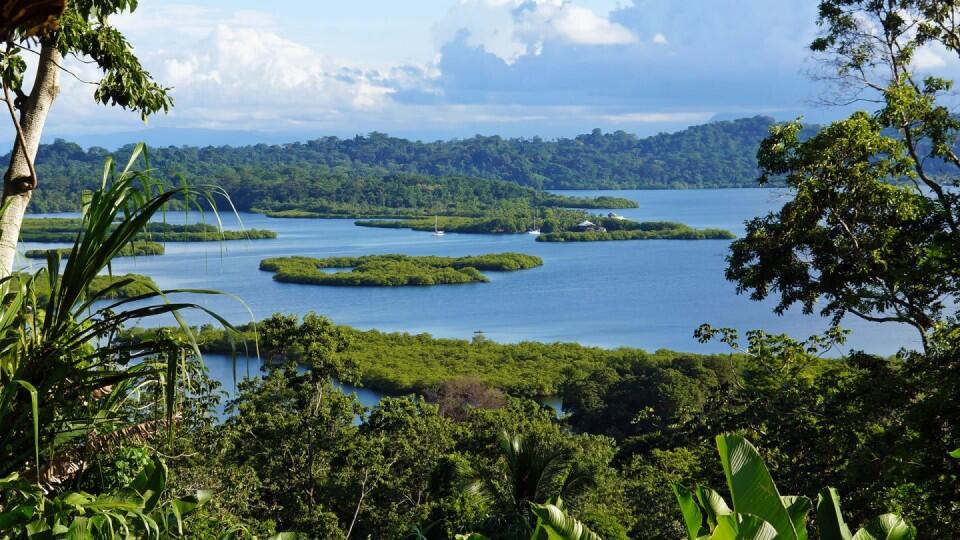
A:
[0,42,61,277]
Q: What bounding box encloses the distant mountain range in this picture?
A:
[7,116,804,212]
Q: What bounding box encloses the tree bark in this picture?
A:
[0,42,61,277]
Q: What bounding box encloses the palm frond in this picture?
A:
[0,144,252,482]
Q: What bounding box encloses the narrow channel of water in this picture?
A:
[202,353,565,420]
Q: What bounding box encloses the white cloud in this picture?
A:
[518,2,637,45]
[148,23,405,129]
[912,46,947,70]
[14,0,821,141]
[436,0,637,63]
[46,9,444,133]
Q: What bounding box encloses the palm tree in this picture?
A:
[0,144,245,486]
[458,431,594,539]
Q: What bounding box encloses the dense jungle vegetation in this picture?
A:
[12,114,821,216]
[259,253,543,287]
[21,137,646,214]
[115,310,958,539]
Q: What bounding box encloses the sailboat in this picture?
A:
[432,215,445,236]
[527,212,541,235]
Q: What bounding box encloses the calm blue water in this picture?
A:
[202,353,385,414]
[18,188,920,358]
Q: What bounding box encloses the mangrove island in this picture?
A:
[21,217,277,243]
[259,253,543,286]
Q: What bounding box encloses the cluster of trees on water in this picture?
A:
[25,240,165,258]
[124,317,723,397]
[356,210,540,235]
[357,209,736,240]
[537,219,736,242]
[20,217,276,242]
[259,253,543,287]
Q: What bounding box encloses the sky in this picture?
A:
[11,0,953,146]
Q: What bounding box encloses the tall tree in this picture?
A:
[728,0,960,348]
[0,0,170,275]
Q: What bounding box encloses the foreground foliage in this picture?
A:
[674,434,915,540]
[0,147,272,538]
[173,364,627,539]
[0,456,211,539]
[16,272,159,304]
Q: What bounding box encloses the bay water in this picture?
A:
[19,188,920,406]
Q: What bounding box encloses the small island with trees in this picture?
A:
[25,240,166,258]
[358,207,737,241]
[356,214,537,234]
[21,217,277,243]
[259,252,543,286]
[537,216,736,242]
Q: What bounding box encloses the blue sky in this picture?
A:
[27,0,924,144]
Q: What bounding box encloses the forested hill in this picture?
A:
[17,116,782,212]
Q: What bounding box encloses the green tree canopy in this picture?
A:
[727,0,960,348]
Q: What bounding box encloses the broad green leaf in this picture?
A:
[695,485,732,530]
[715,434,799,540]
[13,380,39,481]
[674,484,708,539]
[65,515,91,540]
[949,448,960,459]
[128,456,166,512]
[87,488,146,512]
[530,503,602,540]
[167,489,212,517]
[816,488,853,540]
[781,495,812,540]
[62,492,96,507]
[0,504,35,529]
[0,472,18,485]
[26,517,52,535]
[709,514,777,540]
[851,514,916,540]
